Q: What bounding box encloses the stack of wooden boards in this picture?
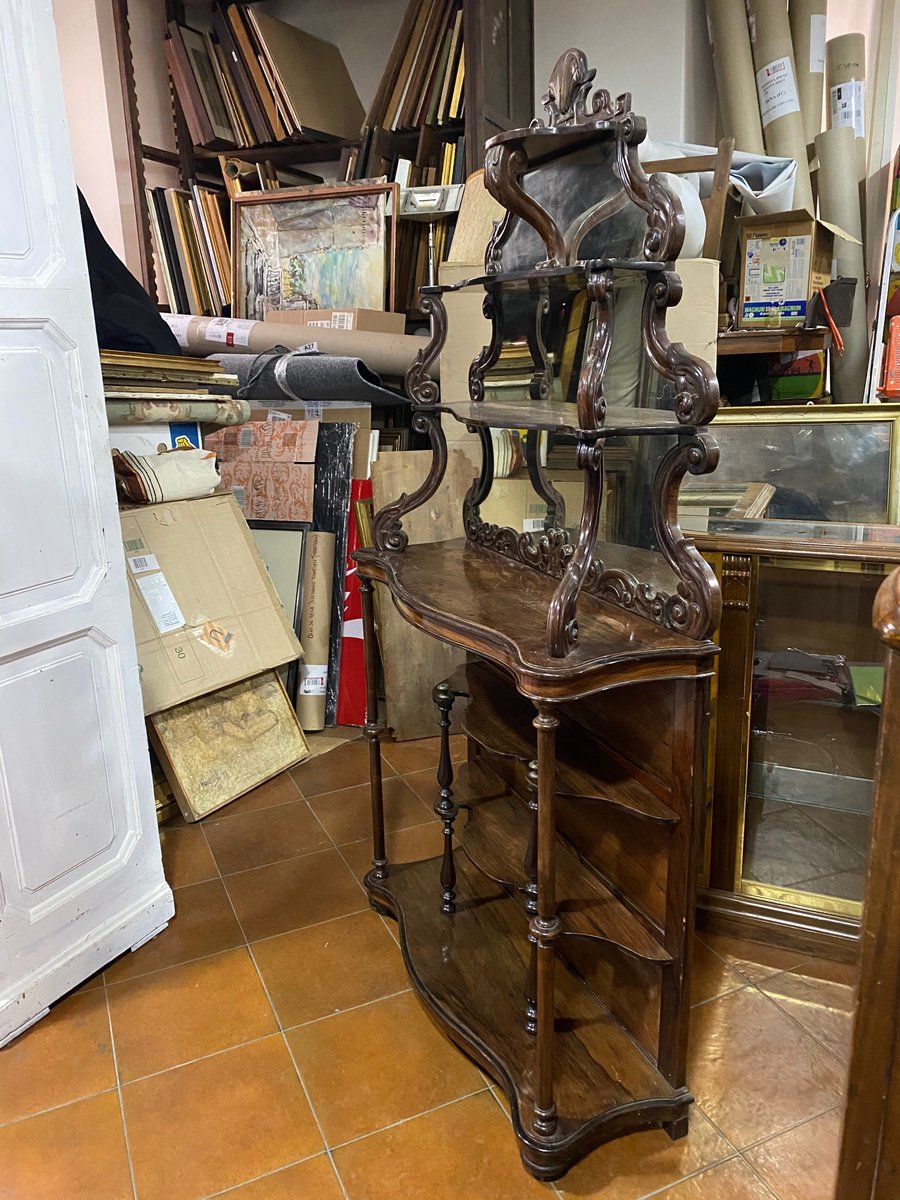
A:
[165,5,363,151]
[146,185,230,317]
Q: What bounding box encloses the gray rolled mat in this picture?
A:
[212,351,405,406]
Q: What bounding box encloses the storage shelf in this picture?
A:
[423,259,666,296]
[355,540,715,699]
[447,660,679,825]
[716,328,830,357]
[458,783,671,961]
[435,399,697,438]
[368,852,688,1177]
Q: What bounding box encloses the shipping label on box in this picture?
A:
[219,461,314,522]
[205,420,319,463]
[121,494,302,715]
[736,209,858,329]
[261,307,404,334]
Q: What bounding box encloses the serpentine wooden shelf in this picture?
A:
[355,49,723,1180]
[367,852,689,1181]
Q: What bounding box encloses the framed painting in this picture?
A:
[247,520,310,704]
[232,182,398,320]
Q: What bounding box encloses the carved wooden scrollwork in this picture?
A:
[583,433,721,641]
[642,272,720,426]
[468,290,504,403]
[546,440,604,657]
[484,143,565,269]
[537,48,633,129]
[404,293,447,406]
[372,411,448,552]
[575,269,614,429]
[525,430,566,529]
[528,289,553,401]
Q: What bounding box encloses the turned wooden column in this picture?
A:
[524,757,539,1035]
[532,705,561,1137]
[432,681,459,914]
[360,577,387,881]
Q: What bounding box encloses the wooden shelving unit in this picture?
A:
[355,51,723,1180]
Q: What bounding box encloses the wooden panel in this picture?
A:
[370,449,472,740]
[462,0,534,174]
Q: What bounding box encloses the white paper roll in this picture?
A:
[705,0,765,155]
[815,125,869,402]
[826,33,867,181]
[789,0,827,148]
[747,0,814,212]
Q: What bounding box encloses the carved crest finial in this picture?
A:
[541,48,595,126]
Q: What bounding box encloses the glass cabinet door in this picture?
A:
[739,557,888,913]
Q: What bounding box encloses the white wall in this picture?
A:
[532,0,716,143]
[52,0,142,274]
[262,0,408,113]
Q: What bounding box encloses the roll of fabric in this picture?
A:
[747,0,814,211]
[789,0,827,149]
[213,351,404,406]
[705,0,765,154]
[815,125,869,402]
[162,313,428,379]
[826,33,867,181]
[105,398,250,426]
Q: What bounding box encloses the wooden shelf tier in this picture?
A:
[458,777,671,959]
[424,259,667,296]
[447,661,679,825]
[716,328,830,356]
[367,851,690,1179]
[433,399,697,438]
[355,540,716,699]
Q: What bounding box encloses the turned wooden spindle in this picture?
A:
[360,578,388,882]
[532,706,561,1137]
[432,681,459,914]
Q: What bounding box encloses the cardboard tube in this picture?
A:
[705,0,765,155]
[295,531,335,731]
[815,126,869,402]
[826,33,866,181]
[789,0,827,149]
[162,313,428,379]
[747,0,814,212]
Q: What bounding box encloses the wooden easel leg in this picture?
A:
[432,681,458,914]
[532,704,560,1137]
[360,577,387,882]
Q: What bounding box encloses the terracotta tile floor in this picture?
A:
[0,736,856,1200]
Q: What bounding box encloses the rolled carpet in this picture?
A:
[213,351,405,406]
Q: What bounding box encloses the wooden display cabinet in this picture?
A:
[355,50,723,1180]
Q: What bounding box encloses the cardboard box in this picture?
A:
[262,308,405,334]
[480,477,584,534]
[736,210,858,329]
[107,422,201,456]
[120,494,302,715]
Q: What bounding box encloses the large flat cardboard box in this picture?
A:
[736,209,858,329]
[262,308,404,334]
[480,476,584,534]
[121,493,302,715]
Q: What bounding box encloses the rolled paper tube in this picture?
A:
[747,0,814,212]
[826,33,867,181]
[161,313,431,379]
[789,0,827,149]
[294,531,336,731]
[815,126,869,402]
[705,0,765,155]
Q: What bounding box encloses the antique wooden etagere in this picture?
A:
[355,49,722,1180]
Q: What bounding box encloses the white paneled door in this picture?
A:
[0,0,173,1045]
